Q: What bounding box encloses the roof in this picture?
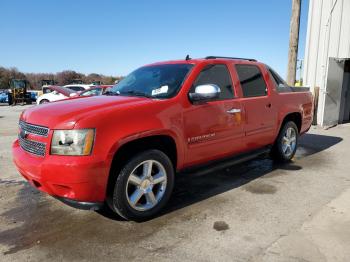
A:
[146,56,258,67]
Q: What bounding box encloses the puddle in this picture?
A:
[0,182,171,258]
[0,179,26,186]
[213,221,229,231]
[295,146,319,159]
[244,182,277,194]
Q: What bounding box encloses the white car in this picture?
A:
[36,86,75,104]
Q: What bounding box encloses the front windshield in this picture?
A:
[108,64,193,99]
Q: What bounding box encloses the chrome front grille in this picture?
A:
[18,136,46,156]
[18,121,48,156]
[19,120,49,137]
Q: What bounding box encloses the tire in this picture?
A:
[107,149,174,221]
[271,121,299,162]
[39,99,49,104]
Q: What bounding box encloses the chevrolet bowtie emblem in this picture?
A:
[19,129,28,139]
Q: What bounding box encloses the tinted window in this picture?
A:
[68,86,85,92]
[192,64,234,100]
[235,65,267,97]
[267,66,293,93]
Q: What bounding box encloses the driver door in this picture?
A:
[183,64,244,167]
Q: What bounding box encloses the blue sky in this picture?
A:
[0,0,309,78]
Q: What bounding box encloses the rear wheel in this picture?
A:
[107,149,174,221]
[271,121,298,162]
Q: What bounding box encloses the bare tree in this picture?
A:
[0,66,123,90]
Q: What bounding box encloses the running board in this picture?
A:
[179,146,271,176]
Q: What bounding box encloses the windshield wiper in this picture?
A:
[120,90,152,98]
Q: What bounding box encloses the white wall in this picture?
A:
[303,0,350,125]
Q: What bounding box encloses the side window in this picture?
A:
[81,90,93,96]
[44,88,53,94]
[70,86,85,91]
[235,65,267,97]
[81,89,101,96]
[191,64,234,100]
[267,67,293,93]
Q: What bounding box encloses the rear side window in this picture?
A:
[68,86,85,91]
[267,66,293,93]
[192,64,234,100]
[235,65,267,97]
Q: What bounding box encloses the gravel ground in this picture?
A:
[1,104,350,261]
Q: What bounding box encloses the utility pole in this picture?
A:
[287,0,302,86]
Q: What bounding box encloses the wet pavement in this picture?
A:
[1,105,350,261]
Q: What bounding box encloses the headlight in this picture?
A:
[51,129,95,156]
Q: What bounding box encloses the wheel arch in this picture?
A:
[280,112,302,133]
[279,112,302,133]
[105,134,179,199]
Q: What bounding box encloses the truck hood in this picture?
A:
[21,95,152,129]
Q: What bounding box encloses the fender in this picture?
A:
[277,106,303,132]
[106,128,184,171]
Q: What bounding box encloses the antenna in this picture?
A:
[185,55,191,61]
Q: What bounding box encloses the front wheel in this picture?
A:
[107,149,174,221]
[271,121,298,162]
[39,99,49,104]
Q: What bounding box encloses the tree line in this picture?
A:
[0,66,123,90]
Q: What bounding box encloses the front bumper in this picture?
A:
[54,196,104,211]
[12,139,109,203]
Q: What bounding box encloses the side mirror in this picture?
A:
[52,91,59,95]
[189,84,221,103]
[69,93,77,97]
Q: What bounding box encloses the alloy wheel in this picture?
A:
[282,127,297,158]
[126,160,167,211]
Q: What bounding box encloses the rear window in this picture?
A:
[235,65,267,97]
[68,86,85,92]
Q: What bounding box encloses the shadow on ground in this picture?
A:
[0,133,343,257]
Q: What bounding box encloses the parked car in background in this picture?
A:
[13,56,313,221]
[0,91,9,103]
[36,86,75,104]
[42,86,55,94]
[27,90,40,103]
[69,85,113,98]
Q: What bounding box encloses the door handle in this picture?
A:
[227,108,241,114]
[266,103,272,108]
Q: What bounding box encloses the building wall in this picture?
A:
[303,0,350,125]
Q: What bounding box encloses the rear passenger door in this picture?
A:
[234,64,277,149]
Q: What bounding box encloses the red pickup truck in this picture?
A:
[12,56,313,221]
